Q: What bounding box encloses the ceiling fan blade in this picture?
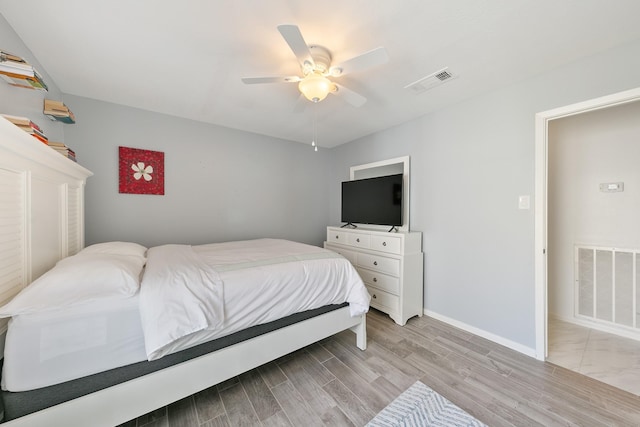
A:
[241,76,301,84]
[329,47,389,76]
[331,83,367,107]
[277,24,315,70]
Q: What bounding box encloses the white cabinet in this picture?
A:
[324,226,423,326]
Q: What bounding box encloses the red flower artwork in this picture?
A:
[119,146,164,195]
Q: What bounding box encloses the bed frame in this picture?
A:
[3,306,366,426]
[0,117,367,426]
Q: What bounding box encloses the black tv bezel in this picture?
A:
[341,173,403,227]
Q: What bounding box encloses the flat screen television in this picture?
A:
[341,173,403,227]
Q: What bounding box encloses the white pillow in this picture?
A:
[0,253,145,317]
[80,241,147,259]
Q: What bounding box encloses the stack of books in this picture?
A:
[47,141,77,162]
[0,49,48,91]
[43,99,75,123]
[0,114,48,144]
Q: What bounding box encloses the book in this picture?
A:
[0,61,33,76]
[1,114,48,142]
[44,99,65,110]
[0,50,28,64]
[16,124,47,139]
[1,113,44,132]
[0,50,32,77]
[43,99,76,123]
[1,114,44,132]
[30,133,48,144]
[1,113,32,126]
[47,114,75,124]
[0,74,39,89]
[48,141,77,161]
[0,65,48,91]
[0,72,48,91]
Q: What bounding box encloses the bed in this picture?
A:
[0,238,369,426]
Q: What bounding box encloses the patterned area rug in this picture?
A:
[366,381,487,427]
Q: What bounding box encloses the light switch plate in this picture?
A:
[599,182,624,193]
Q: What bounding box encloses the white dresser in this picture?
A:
[324,226,423,326]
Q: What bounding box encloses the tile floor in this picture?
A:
[547,317,640,395]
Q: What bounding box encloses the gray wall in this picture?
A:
[329,38,640,351]
[63,95,332,248]
[1,10,330,250]
[0,13,65,142]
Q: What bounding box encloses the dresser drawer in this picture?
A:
[370,234,402,254]
[357,268,399,295]
[347,233,370,249]
[357,253,400,276]
[368,287,399,313]
[327,245,357,264]
[326,229,348,245]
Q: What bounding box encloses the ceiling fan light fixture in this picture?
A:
[329,67,343,77]
[298,71,332,102]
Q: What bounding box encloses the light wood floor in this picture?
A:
[119,309,640,426]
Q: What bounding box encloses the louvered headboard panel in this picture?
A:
[0,117,92,336]
[0,167,25,334]
[67,185,82,255]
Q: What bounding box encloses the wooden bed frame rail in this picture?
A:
[3,306,366,426]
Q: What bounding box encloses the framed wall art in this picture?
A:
[118,146,165,195]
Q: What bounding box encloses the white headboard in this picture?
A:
[0,117,92,336]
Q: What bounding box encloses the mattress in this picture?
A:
[0,303,349,422]
[1,295,146,392]
[2,239,369,392]
[141,239,368,359]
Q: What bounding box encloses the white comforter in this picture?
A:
[140,239,370,360]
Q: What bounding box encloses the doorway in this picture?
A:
[544,100,640,395]
[534,87,640,362]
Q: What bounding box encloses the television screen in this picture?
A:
[341,173,403,226]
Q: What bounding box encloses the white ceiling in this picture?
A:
[2,0,640,148]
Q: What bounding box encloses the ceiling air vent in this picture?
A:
[404,67,457,94]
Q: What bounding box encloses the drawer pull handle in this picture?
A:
[372,294,377,299]
[382,242,387,246]
[373,261,378,266]
[373,277,377,283]
[335,235,339,239]
[356,238,360,243]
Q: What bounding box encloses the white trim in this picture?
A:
[534,113,548,361]
[551,313,640,343]
[534,87,640,361]
[0,117,92,182]
[424,309,536,358]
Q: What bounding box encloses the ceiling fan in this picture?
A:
[241,24,389,107]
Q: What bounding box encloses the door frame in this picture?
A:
[534,87,640,360]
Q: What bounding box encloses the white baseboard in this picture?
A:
[424,309,536,358]
[550,312,640,342]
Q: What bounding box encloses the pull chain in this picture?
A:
[312,105,318,151]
